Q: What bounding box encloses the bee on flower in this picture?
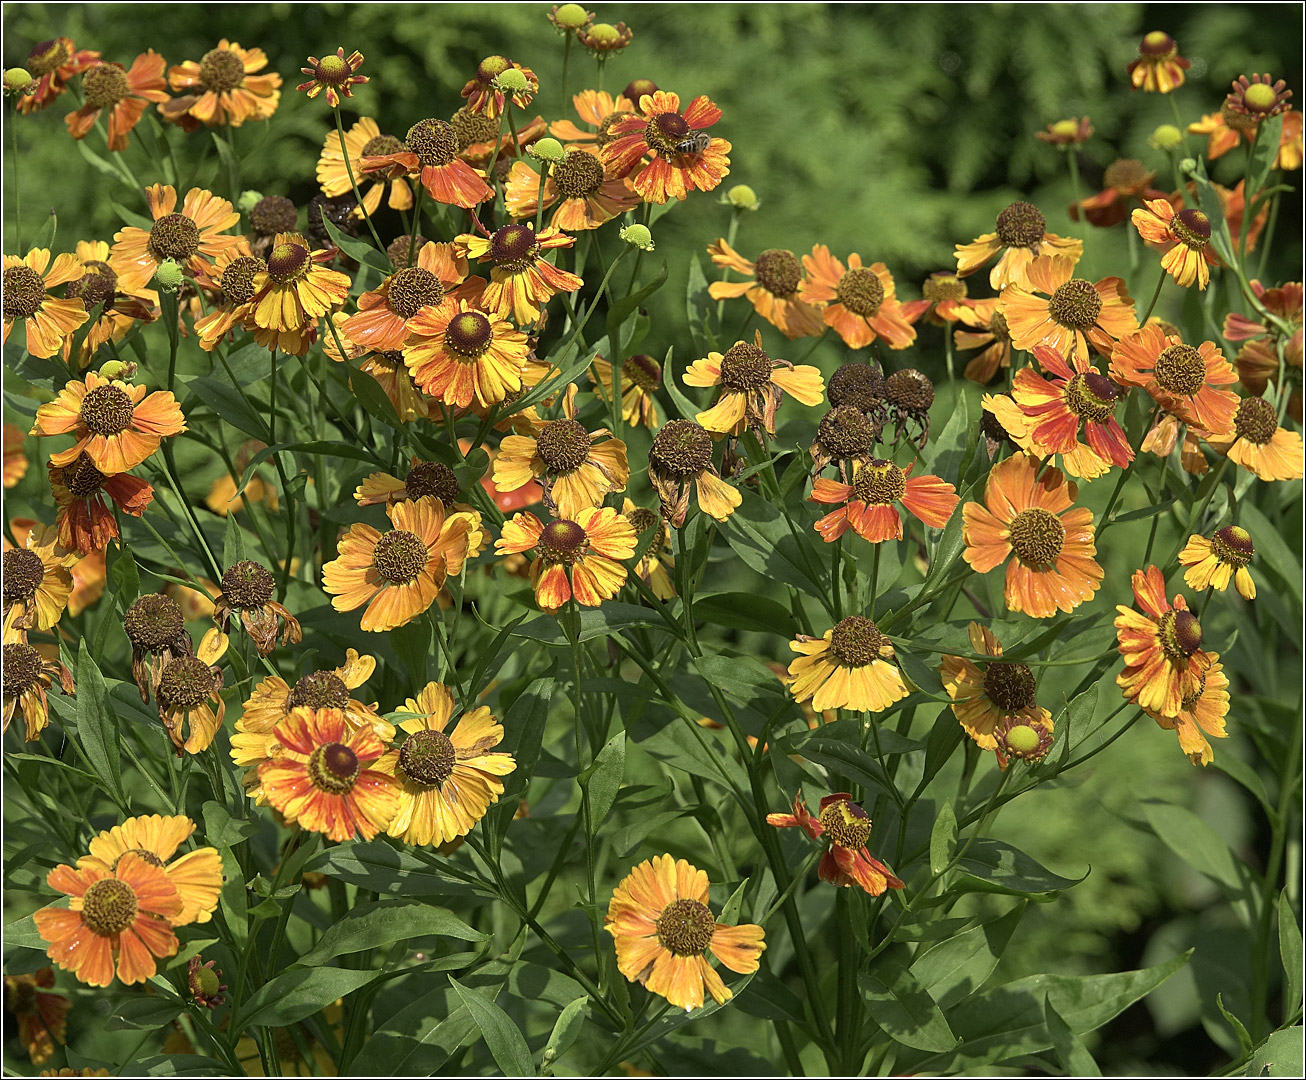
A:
[602,90,731,203]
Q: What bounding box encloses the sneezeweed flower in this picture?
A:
[953,300,1013,384]
[826,361,888,418]
[811,458,958,545]
[61,242,158,370]
[624,501,676,600]
[809,405,880,478]
[1001,254,1138,366]
[605,854,765,1012]
[155,628,228,754]
[109,183,243,294]
[799,246,917,348]
[461,55,538,118]
[258,708,399,842]
[17,38,100,114]
[603,90,731,203]
[31,372,185,475]
[404,300,530,410]
[3,522,76,631]
[709,240,824,340]
[316,116,413,218]
[4,968,69,1064]
[504,151,640,231]
[1226,280,1303,421]
[983,392,1110,480]
[34,853,182,988]
[324,313,431,423]
[1131,201,1216,290]
[361,117,493,210]
[376,681,517,846]
[686,333,825,437]
[187,956,226,1009]
[454,222,582,325]
[3,248,90,359]
[454,110,548,179]
[3,615,74,741]
[1205,396,1304,481]
[1146,654,1230,766]
[159,40,281,129]
[955,201,1082,290]
[939,623,1053,751]
[77,815,221,926]
[495,507,636,612]
[1180,525,1256,600]
[992,716,1056,769]
[549,4,595,33]
[356,459,461,508]
[787,616,909,713]
[212,560,302,657]
[297,48,367,109]
[1190,106,1303,170]
[344,242,468,352]
[1010,344,1133,471]
[962,454,1103,618]
[590,354,663,429]
[1226,73,1292,119]
[1069,158,1166,228]
[1126,31,1190,93]
[124,593,193,704]
[1115,565,1209,718]
[766,792,904,896]
[246,233,352,356]
[647,419,741,527]
[1110,325,1238,436]
[900,271,987,326]
[549,89,637,150]
[883,368,937,448]
[65,53,168,151]
[1036,117,1093,145]
[192,252,266,351]
[323,496,483,632]
[493,393,629,519]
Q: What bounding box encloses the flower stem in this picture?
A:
[560,35,572,115]
[1141,265,1167,324]
[334,108,385,255]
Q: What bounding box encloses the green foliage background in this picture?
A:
[2,3,1301,1075]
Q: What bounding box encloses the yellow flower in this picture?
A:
[1178,526,1256,599]
[787,616,909,713]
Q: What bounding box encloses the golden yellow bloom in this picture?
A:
[787,616,909,713]
[939,623,1053,751]
[1179,525,1256,599]
[3,249,89,359]
[159,40,281,128]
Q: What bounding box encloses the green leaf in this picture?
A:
[1113,498,1178,524]
[1247,113,1286,200]
[31,210,59,251]
[108,541,140,608]
[920,705,965,793]
[693,592,799,636]
[897,646,944,696]
[1218,992,1256,1057]
[75,139,129,184]
[1245,1025,1304,1077]
[929,799,957,877]
[222,513,245,569]
[514,603,659,645]
[1280,891,1303,1019]
[448,975,536,1077]
[492,674,556,815]
[718,877,750,927]
[105,995,185,1031]
[1045,994,1102,1076]
[76,641,125,806]
[693,654,786,705]
[235,967,380,1031]
[579,731,626,833]
[952,838,1087,900]
[605,260,668,343]
[131,1054,232,1076]
[1140,799,1240,888]
[350,363,403,427]
[185,375,269,440]
[200,802,259,848]
[390,618,431,689]
[298,900,487,966]
[722,488,827,595]
[610,809,685,858]
[3,907,59,950]
[911,902,1023,1009]
[859,960,958,1053]
[319,205,392,274]
[308,841,489,898]
[1214,753,1275,821]
[1240,502,1302,600]
[685,253,718,355]
[663,345,703,422]
[542,996,587,1070]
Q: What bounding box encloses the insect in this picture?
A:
[672,131,712,156]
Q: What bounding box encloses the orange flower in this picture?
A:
[1190,107,1302,170]
[356,459,462,508]
[953,301,1014,384]
[65,52,169,151]
[258,708,399,842]
[34,853,182,988]
[1205,396,1304,481]
[316,116,413,218]
[1036,117,1093,145]
[212,560,302,658]
[962,454,1103,618]
[504,152,640,231]
[685,332,825,437]
[159,40,281,128]
[155,627,228,754]
[360,118,493,209]
[324,313,432,424]
[798,246,916,348]
[1146,654,1230,766]
[811,458,957,544]
[60,241,159,369]
[939,622,1053,751]
[602,90,731,203]
[191,248,263,352]
[247,233,352,356]
[549,88,636,149]
[495,507,636,613]
[1179,525,1256,600]
[787,616,909,713]
[109,183,244,294]
[647,419,741,528]
[1069,158,1168,228]
[344,242,469,352]
[709,240,825,340]
[1001,254,1138,366]
[4,968,69,1064]
[3,249,89,359]
[403,300,530,409]
[30,372,185,475]
[322,496,483,632]
[981,392,1111,481]
[1131,200,1217,290]
[1126,32,1191,93]
[767,792,903,895]
[16,37,100,114]
[4,424,28,488]
[1227,280,1303,422]
[1115,565,1210,718]
[1110,324,1238,435]
[604,854,765,1012]
[296,48,367,109]
[900,271,992,327]
[454,222,582,325]
[48,452,153,555]
[1009,344,1133,470]
[955,201,1082,290]
[460,55,538,118]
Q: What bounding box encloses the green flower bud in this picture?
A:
[529,137,565,163]
[727,184,760,211]
[1179,157,1198,175]
[98,359,136,381]
[494,68,529,94]
[1149,124,1183,150]
[552,4,591,30]
[3,68,34,96]
[620,224,654,251]
[237,190,266,214]
[153,259,185,293]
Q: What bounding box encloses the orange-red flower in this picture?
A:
[504,151,640,231]
[1110,325,1238,436]
[786,616,909,713]
[1115,565,1210,718]
[495,507,636,612]
[955,201,1083,290]
[981,392,1110,480]
[48,453,154,555]
[767,792,904,896]
[602,90,731,203]
[65,52,168,151]
[1126,32,1191,94]
[360,118,493,209]
[1132,200,1217,290]
[939,623,1054,751]
[453,222,582,325]
[1179,525,1256,600]
[316,116,414,218]
[460,55,538,119]
[403,300,530,409]
[798,246,917,349]
[4,968,69,1064]
[962,454,1103,618]
[296,48,367,109]
[647,419,740,528]
[17,37,99,114]
[1205,396,1304,481]
[811,458,957,544]
[1069,158,1168,228]
[685,333,825,437]
[343,242,469,352]
[1190,106,1303,170]
[109,183,244,294]
[3,249,89,359]
[708,240,825,340]
[1001,254,1138,366]
[159,40,281,128]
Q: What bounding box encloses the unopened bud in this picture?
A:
[529,137,565,163]
[153,259,184,293]
[1179,157,1198,175]
[98,359,137,382]
[620,224,654,251]
[1149,124,1183,150]
[3,68,34,96]
[552,4,592,30]
[237,190,266,214]
[494,68,529,94]
[727,184,760,211]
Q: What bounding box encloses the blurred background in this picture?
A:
[3,3,1302,1075]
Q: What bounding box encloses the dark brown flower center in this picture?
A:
[1233,396,1278,444]
[266,241,311,284]
[885,368,935,413]
[1063,371,1119,423]
[995,201,1047,248]
[1220,101,1260,132]
[307,742,360,795]
[249,195,297,237]
[625,507,660,533]
[1104,158,1148,191]
[489,223,540,270]
[372,530,429,585]
[450,106,500,150]
[61,452,108,498]
[398,728,457,786]
[980,406,1013,446]
[66,271,116,313]
[1154,344,1206,396]
[1047,279,1102,331]
[444,311,494,358]
[828,615,887,668]
[406,461,459,503]
[158,655,216,710]
[988,310,1011,339]
[552,150,606,200]
[220,560,275,610]
[655,898,716,956]
[288,670,350,709]
[148,213,201,262]
[982,661,1037,711]
[82,63,129,109]
[362,134,403,159]
[650,419,713,477]
[922,272,968,304]
[539,519,589,563]
[623,353,662,392]
[80,878,138,935]
[27,39,70,78]
[752,249,802,298]
[853,459,906,505]
[1211,525,1254,567]
[817,799,872,849]
[595,111,627,147]
[220,256,267,305]
[1139,31,1177,58]
[827,363,886,411]
[406,118,459,169]
[1,641,41,696]
[79,383,135,436]
[1158,609,1203,660]
[1171,209,1211,250]
[386,267,445,319]
[535,419,592,473]
[124,594,186,651]
[2,549,45,607]
[644,111,690,155]
[835,265,889,319]
[718,342,773,391]
[3,266,45,319]
[386,234,428,268]
[199,47,245,92]
[110,848,164,871]
[1008,508,1065,568]
[817,405,877,458]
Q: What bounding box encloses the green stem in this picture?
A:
[266,348,297,601]
[534,160,550,234]
[1140,265,1167,324]
[9,101,21,252]
[334,107,386,254]
[560,35,572,116]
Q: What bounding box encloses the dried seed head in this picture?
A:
[124,594,185,651]
[1,641,42,696]
[406,118,459,169]
[995,201,1046,248]
[827,363,885,411]
[817,405,877,458]
[718,341,773,391]
[385,266,445,319]
[220,560,275,610]
[158,655,216,710]
[2,548,45,607]
[649,419,713,477]
[982,661,1037,711]
[885,369,934,413]
[148,213,202,262]
[249,195,297,237]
